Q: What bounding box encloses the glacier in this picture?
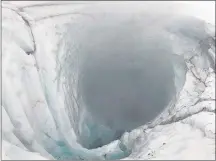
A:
[1,1,215,160]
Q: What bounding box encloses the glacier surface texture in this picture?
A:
[2,1,215,160]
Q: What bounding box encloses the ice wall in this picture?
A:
[57,3,214,149]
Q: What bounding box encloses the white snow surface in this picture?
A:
[1,1,215,160]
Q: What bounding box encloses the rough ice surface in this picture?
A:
[2,1,215,160]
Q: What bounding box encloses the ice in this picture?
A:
[2,1,215,160]
[124,122,215,160]
[2,140,49,160]
[2,3,106,160]
[2,7,34,53]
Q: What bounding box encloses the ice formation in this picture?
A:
[2,1,215,160]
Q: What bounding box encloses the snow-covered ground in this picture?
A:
[1,1,215,160]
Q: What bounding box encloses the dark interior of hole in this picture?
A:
[74,16,177,149]
[80,48,176,131]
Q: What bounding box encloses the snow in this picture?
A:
[124,122,215,160]
[2,1,215,160]
[2,8,34,53]
[2,140,48,160]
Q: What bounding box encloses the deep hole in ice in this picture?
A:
[79,40,176,132]
[60,7,191,150]
[2,2,213,160]
[68,17,177,149]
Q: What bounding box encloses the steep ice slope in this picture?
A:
[2,1,215,160]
